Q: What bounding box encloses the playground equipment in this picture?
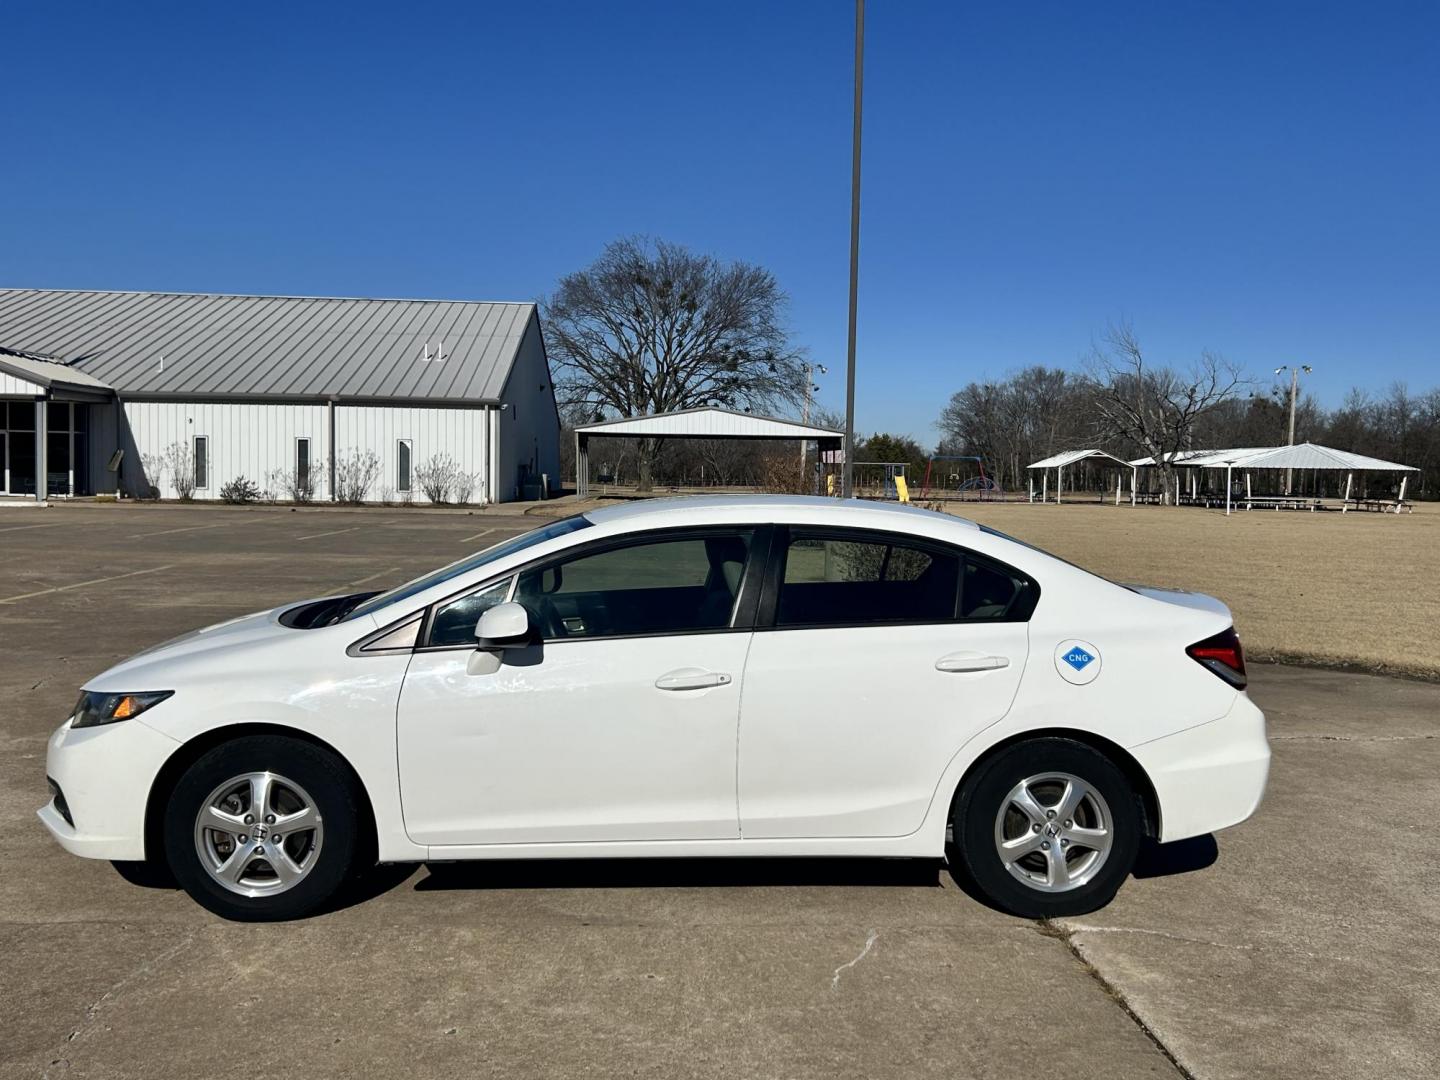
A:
[852,461,909,501]
[920,455,1003,501]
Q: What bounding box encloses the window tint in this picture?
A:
[515,531,754,639]
[429,579,512,647]
[777,534,960,627]
[962,555,1029,619]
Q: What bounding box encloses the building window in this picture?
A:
[397,439,412,493]
[193,436,209,490]
[296,438,311,494]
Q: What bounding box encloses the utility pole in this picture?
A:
[1275,364,1312,494]
[841,0,864,498]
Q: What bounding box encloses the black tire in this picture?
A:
[950,738,1140,919]
[162,735,362,921]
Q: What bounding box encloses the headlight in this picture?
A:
[70,691,174,729]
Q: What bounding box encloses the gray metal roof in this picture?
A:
[0,289,537,403]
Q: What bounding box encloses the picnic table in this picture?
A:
[1343,497,1411,514]
[1239,495,1324,512]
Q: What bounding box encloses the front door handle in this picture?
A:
[935,652,1010,673]
[655,668,733,691]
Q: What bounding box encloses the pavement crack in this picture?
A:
[1038,919,1194,1080]
[1060,922,1354,963]
[830,928,879,991]
[1270,733,1435,742]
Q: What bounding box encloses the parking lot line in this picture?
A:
[295,526,362,541]
[0,564,176,604]
[459,528,495,543]
[0,521,67,535]
[128,522,231,539]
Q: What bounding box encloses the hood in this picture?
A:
[1125,584,1232,620]
[85,597,365,689]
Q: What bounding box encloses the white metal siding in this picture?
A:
[332,404,492,504]
[121,401,330,500]
[496,318,561,499]
[0,372,44,395]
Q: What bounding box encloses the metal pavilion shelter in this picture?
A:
[1026,449,1139,505]
[1180,443,1420,515]
[572,407,844,497]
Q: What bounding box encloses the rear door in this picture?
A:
[737,527,1033,839]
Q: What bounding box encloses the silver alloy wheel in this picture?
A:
[193,771,325,898]
[993,771,1113,893]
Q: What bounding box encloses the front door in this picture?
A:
[397,527,763,847]
[738,528,1032,839]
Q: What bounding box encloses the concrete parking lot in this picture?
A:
[1,503,1436,1079]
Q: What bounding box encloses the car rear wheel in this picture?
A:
[951,738,1140,918]
[163,735,361,921]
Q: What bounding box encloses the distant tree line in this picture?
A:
[937,344,1439,500]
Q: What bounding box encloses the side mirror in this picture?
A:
[475,602,532,649]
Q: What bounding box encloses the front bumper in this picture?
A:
[1130,693,1270,843]
[37,717,180,861]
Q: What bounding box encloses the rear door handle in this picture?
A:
[655,668,733,691]
[935,652,1009,673]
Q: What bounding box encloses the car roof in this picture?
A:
[581,494,981,530]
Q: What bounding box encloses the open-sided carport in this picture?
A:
[572,406,844,497]
[1026,449,1138,505]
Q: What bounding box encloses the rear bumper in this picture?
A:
[1131,694,1270,843]
[37,718,179,861]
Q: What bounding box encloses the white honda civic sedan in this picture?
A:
[40,496,1269,921]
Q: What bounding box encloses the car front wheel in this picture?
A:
[951,738,1140,918]
[162,735,361,921]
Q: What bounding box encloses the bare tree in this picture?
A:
[160,441,196,501]
[1087,323,1245,503]
[415,453,463,504]
[268,465,316,503]
[544,236,807,490]
[334,449,381,504]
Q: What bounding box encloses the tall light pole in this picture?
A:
[841,0,865,498]
[1275,364,1312,494]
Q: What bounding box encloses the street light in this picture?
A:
[1275,364,1313,494]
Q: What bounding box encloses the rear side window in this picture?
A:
[774,531,1037,627]
[776,534,960,627]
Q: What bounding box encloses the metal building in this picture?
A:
[0,289,560,504]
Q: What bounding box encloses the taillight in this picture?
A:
[1187,627,1247,689]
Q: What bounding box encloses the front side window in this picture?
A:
[193,436,208,489]
[776,532,960,627]
[429,578,513,647]
[515,530,754,640]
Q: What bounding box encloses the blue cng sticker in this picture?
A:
[1055,639,1102,685]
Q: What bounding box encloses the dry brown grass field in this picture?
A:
[946,500,1439,679]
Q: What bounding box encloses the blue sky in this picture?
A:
[4,1,1437,443]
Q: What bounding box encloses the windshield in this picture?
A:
[342,515,593,621]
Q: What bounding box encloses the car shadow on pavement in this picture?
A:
[1131,833,1218,879]
[415,857,949,892]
